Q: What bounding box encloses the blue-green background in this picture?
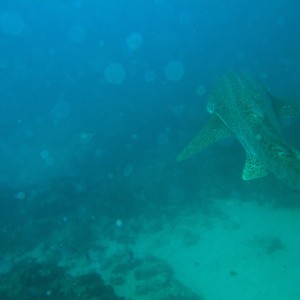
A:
[0,1,300,298]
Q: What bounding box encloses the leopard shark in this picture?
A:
[177,72,300,191]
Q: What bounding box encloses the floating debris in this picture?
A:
[126,32,143,51]
[196,85,206,96]
[104,63,126,85]
[164,60,185,81]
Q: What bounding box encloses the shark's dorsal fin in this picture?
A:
[177,115,232,161]
[242,152,268,180]
[271,96,300,117]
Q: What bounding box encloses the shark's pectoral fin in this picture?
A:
[271,96,300,117]
[242,152,268,180]
[177,115,232,161]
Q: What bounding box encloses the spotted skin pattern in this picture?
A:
[177,72,300,190]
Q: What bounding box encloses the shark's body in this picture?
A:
[177,72,300,190]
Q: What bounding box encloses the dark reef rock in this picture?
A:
[0,259,124,300]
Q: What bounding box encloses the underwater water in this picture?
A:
[1,0,300,299]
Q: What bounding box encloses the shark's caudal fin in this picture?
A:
[176,115,232,161]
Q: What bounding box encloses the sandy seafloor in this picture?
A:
[2,196,300,300]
